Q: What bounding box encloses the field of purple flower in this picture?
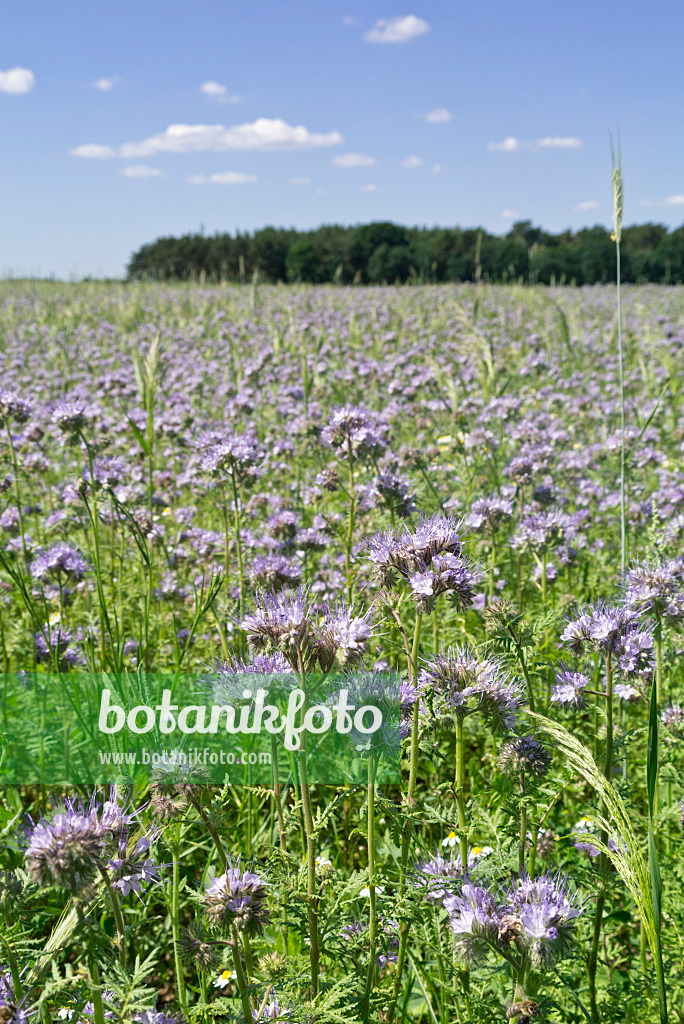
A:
[1,279,683,1024]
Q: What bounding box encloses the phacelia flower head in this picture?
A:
[419,648,521,733]
[196,428,262,484]
[465,496,513,533]
[25,798,105,893]
[320,405,388,459]
[444,880,500,964]
[108,832,165,898]
[30,542,89,582]
[561,601,654,676]
[498,735,551,782]
[204,856,270,936]
[0,388,31,424]
[551,668,589,708]
[623,558,684,624]
[503,871,586,968]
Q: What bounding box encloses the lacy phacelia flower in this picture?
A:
[0,388,31,424]
[623,558,684,623]
[25,792,143,894]
[498,735,551,782]
[465,496,513,533]
[242,587,375,673]
[419,648,521,732]
[408,551,482,615]
[366,513,477,594]
[25,799,105,892]
[560,602,654,676]
[30,542,89,582]
[319,603,376,670]
[108,833,165,898]
[414,846,492,904]
[445,872,585,968]
[444,881,500,964]
[195,428,262,484]
[320,405,388,459]
[551,668,589,708]
[204,857,270,935]
[504,872,586,968]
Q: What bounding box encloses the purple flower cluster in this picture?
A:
[203,856,270,936]
[320,405,388,459]
[561,602,654,676]
[445,872,585,969]
[419,648,521,732]
[366,513,482,613]
[241,586,375,673]
[24,792,162,897]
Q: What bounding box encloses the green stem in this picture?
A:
[387,614,422,1023]
[519,772,527,876]
[88,956,106,1024]
[455,716,468,871]
[345,441,356,602]
[99,866,127,969]
[231,925,254,1024]
[362,755,379,1016]
[170,824,188,1013]
[588,652,613,1023]
[230,473,244,612]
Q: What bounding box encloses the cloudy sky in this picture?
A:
[2,0,684,277]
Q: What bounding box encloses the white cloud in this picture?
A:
[333,152,376,167]
[574,200,599,211]
[639,195,684,207]
[342,15,357,25]
[288,177,312,185]
[359,183,382,192]
[188,171,257,185]
[121,165,166,178]
[200,81,240,102]
[426,107,452,123]
[70,143,117,159]
[432,163,442,173]
[93,77,117,91]
[118,118,343,157]
[314,188,327,195]
[537,135,582,149]
[502,209,521,219]
[364,15,429,44]
[487,137,522,152]
[0,67,35,94]
[401,155,423,167]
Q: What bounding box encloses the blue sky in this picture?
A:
[2,0,684,278]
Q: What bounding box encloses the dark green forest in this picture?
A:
[126,219,684,285]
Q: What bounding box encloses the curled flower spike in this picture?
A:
[320,405,388,458]
[30,542,90,582]
[498,735,551,782]
[419,647,521,733]
[241,586,375,674]
[623,558,684,623]
[551,667,589,708]
[204,856,270,936]
[560,601,654,676]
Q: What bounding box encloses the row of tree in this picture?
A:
[126,220,684,285]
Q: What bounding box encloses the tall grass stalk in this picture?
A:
[611,140,626,576]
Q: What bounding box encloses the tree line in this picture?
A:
[126,219,684,285]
